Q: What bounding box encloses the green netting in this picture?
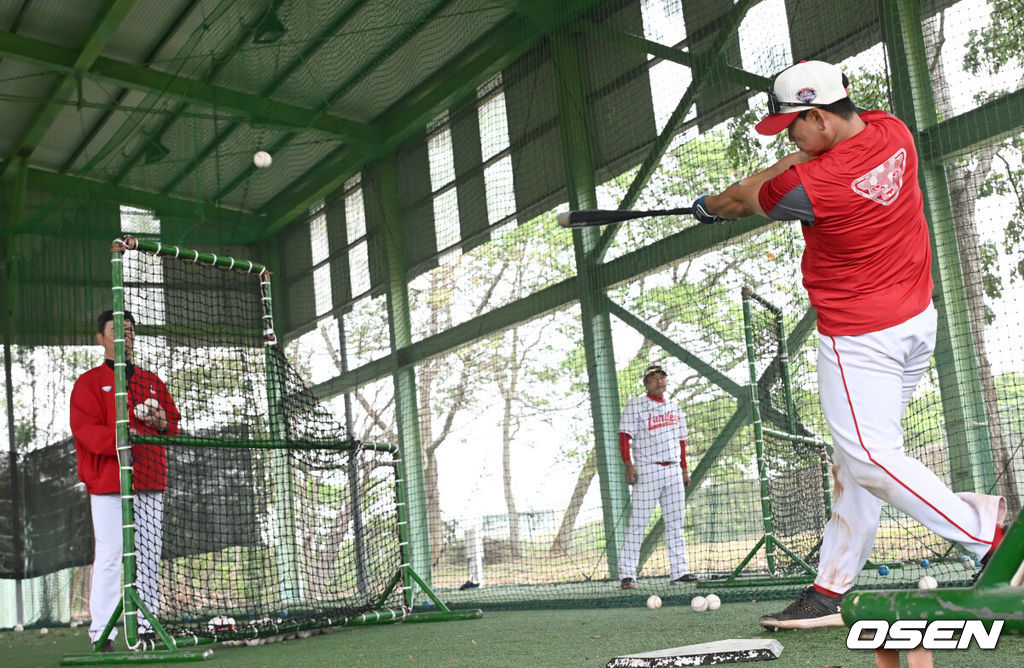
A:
[2,0,1024,632]
[107,239,407,644]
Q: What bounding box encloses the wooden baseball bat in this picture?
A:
[556,207,693,229]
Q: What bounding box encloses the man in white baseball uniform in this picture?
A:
[693,61,1007,629]
[618,363,697,589]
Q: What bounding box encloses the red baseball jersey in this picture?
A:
[70,362,180,494]
[759,111,933,336]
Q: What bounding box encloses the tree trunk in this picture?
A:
[550,448,597,555]
[499,331,521,559]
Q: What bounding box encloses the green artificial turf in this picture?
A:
[5,601,1023,667]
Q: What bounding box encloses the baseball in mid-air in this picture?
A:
[918,575,938,590]
[705,593,721,610]
[646,595,662,610]
[690,595,708,612]
[253,150,273,168]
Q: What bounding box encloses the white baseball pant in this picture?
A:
[89,492,163,642]
[619,462,689,581]
[814,304,1005,594]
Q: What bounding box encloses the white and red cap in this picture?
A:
[755,60,850,136]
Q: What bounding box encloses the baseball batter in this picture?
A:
[692,61,1006,629]
[617,364,697,589]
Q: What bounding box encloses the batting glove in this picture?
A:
[692,195,725,224]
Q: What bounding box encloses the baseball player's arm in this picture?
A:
[619,432,637,485]
[702,151,814,219]
[70,378,115,455]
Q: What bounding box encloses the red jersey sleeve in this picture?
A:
[758,167,803,217]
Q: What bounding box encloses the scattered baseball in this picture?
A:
[253,150,273,168]
[918,575,938,590]
[878,565,890,576]
[705,593,721,610]
[39,627,48,636]
[690,595,708,612]
[646,595,662,610]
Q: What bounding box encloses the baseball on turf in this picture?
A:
[646,595,662,610]
[705,593,721,610]
[690,595,708,612]
[253,150,273,168]
[918,575,938,590]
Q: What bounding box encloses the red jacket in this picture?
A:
[70,361,180,494]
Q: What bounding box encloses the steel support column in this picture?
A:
[880,0,995,492]
[371,156,432,598]
[551,32,627,577]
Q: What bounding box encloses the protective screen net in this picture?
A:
[118,239,406,642]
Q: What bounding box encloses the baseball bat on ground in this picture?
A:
[556,207,693,229]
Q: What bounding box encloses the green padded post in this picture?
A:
[109,240,141,644]
[259,268,302,606]
[742,287,776,573]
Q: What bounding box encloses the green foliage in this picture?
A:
[964,0,1024,75]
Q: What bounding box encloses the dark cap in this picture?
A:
[642,364,667,381]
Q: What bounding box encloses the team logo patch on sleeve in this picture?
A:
[851,149,906,205]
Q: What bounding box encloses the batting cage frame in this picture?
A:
[59,237,479,665]
[721,285,832,586]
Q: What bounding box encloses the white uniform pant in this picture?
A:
[814,304,1005,594]
[89,492,163,642]
[619,463,689,580]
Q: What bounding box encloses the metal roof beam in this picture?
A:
[211,0,456,203]
[260,1,608,234]
[580,19,772,91]
[0,0,136,172]
[60,0,206,173]
[111,2,271,185]
[0,30,378,148]
[18,164,265,236]
[917,87,1024,162]
[194,0,383,201]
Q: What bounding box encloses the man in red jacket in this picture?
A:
[70,310,180,649]
[691,61,1006,630]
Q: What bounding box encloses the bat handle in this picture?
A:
[556,212,571,228]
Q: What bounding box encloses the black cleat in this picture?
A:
[670,573,700,584]
[620,577,635,589]
[758,586,844,630]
